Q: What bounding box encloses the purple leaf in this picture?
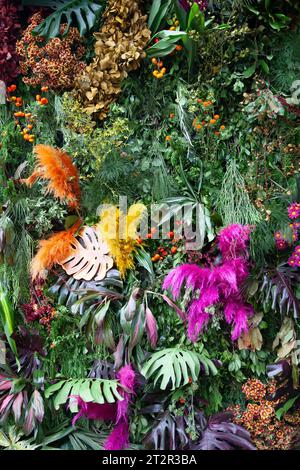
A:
[12,391,23,422]
[161,295,186,321]
[32,389,44,422]
[145,307,158,349]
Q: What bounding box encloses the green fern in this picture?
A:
[216,158,260,226]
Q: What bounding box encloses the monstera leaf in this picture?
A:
[141,348,217,390]
[48,269,123,314]
[191,412,256,450]
[45,377,124,412]
[59,226,113,281]
[22,0,103,39]
[143,411,189,450]
[260,262,300,318]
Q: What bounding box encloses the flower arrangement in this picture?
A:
[16,12,85,90]
[229,378,300,450]
[1,0,300,454]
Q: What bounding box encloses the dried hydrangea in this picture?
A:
[16,12,86,91]
[74,0,151,120]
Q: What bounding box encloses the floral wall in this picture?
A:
[0,0,300,451]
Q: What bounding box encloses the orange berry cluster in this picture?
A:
[151,231,178,263]
[14,112,35,143]
[151,58,167,79]
[36,86,49,106]
[192,98,226,135]
[6,84,36,143]
[6,84,23,108]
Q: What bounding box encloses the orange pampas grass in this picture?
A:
[31,220,82,280]
[21,144,80,209]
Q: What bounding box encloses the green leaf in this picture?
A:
[141,348,210,390]
[243,64,256,78]
[276,395,300,420]
[187,3,204,33]
[54,380,74,410]
[259,59,269,74]
[22,0,103,40]
[90,380,105,404]
[148,0,171,34]
[45,380,65,398]
[64,215,79,230]
[135,248,154,278]
[0,285,19,368]
[174,0,188,30]
[46,378,124,409]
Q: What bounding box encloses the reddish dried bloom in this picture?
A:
[21,278,55,332]
[16,12,85,90]
[229,378,300,450]
[0,0,21,84]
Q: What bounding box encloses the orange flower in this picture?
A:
[214,114,220,119]
[203,101,210,107]
[151,58,157,65]
[196,124,202,130]
[30,220,82,279]
[175,44,183,51]
[220,125,226,130]
[41,86,49,92]
[36,94,41,102]
[20,144,80,209]
[169,113,175,118]
[210,119,216,124]
[171,246,177,254]
[165,135,171,142]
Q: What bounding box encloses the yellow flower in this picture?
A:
[98,203,146,277]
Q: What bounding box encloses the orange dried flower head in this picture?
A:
[16,12,85,90]
[31,220,81,280]
[21,145,80,209]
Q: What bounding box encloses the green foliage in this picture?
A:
[0,284,18,362]
[22,0,104,39]
[216,158,260,225]
[45,377,123,411]
[141,348,217,390]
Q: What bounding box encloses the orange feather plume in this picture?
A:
[30,220,82,280]
[21,144,80,209]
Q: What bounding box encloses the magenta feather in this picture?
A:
[187,286,219,341]
[162,224,254,342]
[104,420,130,451]
[218,224,251,260]
[71,398,116,426]
[103,364,136,451]
[224,298,254,340]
